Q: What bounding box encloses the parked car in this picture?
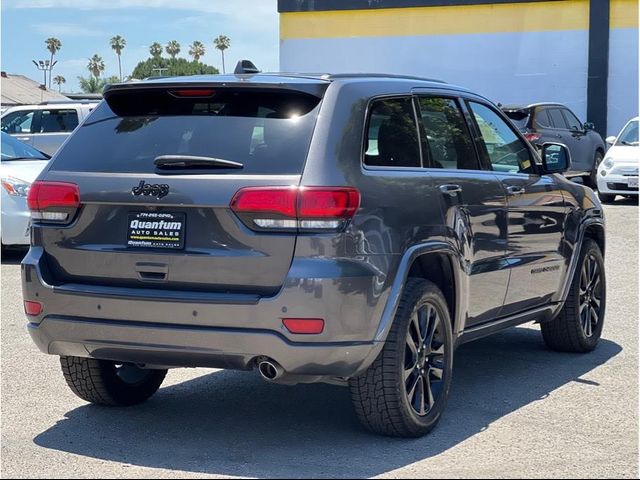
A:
[1,132,50,250]
[23,73,606,438]
[1,101,97,156]
[596,117,639,203]
[501,103,606,187]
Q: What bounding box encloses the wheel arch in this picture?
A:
[373,242,464,344]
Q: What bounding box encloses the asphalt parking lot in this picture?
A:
[1,199,638,479]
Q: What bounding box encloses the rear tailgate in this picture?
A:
[33,82,326,296]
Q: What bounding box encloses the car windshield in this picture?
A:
[1,132,48,161]
[617,120,639,146]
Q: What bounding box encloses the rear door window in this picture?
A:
[417,97,478,170]
[364,97,421,168]
[548,109,569,130]
[38,109,79,133]
[49,89,322,175]
[534,108,553,128]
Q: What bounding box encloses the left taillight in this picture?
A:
[27,181,80,224]
[230,186,360,232]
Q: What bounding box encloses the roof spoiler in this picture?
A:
[234,60,260,75]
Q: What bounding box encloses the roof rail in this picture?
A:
[326,73,447,83]
[38,99,98,105]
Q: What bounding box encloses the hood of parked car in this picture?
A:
[0,159,50,184]
[605,145,640,163]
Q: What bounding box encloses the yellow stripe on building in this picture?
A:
[611,0,639,29]
[281,0,590,39]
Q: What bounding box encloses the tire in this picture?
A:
[349,279,454,437]
[60,356,167,406]
[586,151,604,189]
[540,239,605,353]
[598,191,616,204]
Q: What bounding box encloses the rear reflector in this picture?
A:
[282,318,325,335]
[27,181,80,223]
[230,186,360,232]
[24,300,42,316]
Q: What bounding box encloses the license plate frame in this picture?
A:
[127,212,185,250]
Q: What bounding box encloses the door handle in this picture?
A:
[506,185,525,196]
[439,184,462,197]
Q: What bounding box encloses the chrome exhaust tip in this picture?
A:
[258,360,284,381]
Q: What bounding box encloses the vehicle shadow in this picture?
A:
[32,327,621,478]
[1,247,28,265]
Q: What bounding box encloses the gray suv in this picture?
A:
[22,73,606,438]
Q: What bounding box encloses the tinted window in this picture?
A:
[502,110,530,130]
[38,109,79,133]
[49,89,321,175]
[534,108,552,128]
[364,97,421,168]
[561,109,582,131]
[548,109,568,129]
[469,102,533,174]
[1,110,35,134]
[418,97,478,170]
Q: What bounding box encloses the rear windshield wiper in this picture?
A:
[154,155,243,169]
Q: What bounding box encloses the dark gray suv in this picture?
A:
[22,73,606,438]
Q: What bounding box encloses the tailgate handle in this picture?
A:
[135,262,168,282]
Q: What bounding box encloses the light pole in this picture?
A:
[32,60,56,89]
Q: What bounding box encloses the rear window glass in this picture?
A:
[502,110,529,130]
[49,89,322,175]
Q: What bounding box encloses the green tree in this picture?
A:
[165,40,181,59]
[130,57,218,80]
[213,35,230,73]
[188,41,206,62]
[78,76,108,94]
[149,42,163,59]
[45,37,62,88]
[52,75,66,92]
[87,54,105,79]
[110,35,126,81]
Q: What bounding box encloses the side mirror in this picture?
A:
[606,135,616,145]
[540,142,571,174]
[584,122,595,131]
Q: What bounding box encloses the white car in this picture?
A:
[596,117,639,203]
[1,132,50,250]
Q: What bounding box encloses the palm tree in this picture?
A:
[78,76,108,94]
[188,41,205,62]
[53,75,66,92]
[213,35,231,73]
[149,42,163,59]
[45,37,62,88]
[165,40,181,59]
[87,54,105,79]
[110,35,126,81]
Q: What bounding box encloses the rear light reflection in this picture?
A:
[524,133,542,143]
[24,300,42,316]
[282,318,325,335]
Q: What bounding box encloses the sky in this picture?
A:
[1,0,280,92]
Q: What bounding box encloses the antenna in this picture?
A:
[234,60,260,75]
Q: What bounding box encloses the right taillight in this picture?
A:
[230,186,360,232]
[524,133,542,143]
[27,181,80,223]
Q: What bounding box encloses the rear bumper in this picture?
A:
[22,247,390,378]
[28,317,378,376]
[1,196,31,246]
